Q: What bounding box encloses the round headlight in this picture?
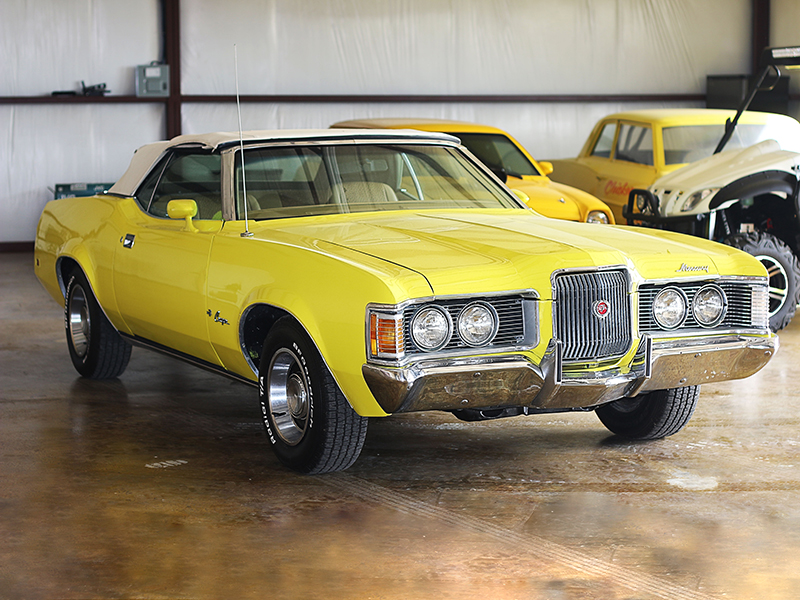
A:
[586,210,610,224]
[652,287,688,330]
[410,305,452,351]
[692,284,727,327]
[457,302,499,347]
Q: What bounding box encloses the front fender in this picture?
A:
[709,170,796,210]
[206,233,434,417]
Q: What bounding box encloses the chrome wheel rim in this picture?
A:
[68,284,91,359]
[267,348,310,445]
[756,254,789,317]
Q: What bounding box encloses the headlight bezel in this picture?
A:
[410,304,453,352]
[652,286,689,330]
[365,292,539,366]
[692,284,728,328]
[586,210,611,224]
[456,301,499,347]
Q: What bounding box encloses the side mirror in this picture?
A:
[167,199,199,232]
[538,161,554,176]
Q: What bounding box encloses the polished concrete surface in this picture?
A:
[3,251,800,600]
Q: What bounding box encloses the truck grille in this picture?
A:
[553,270,632,361]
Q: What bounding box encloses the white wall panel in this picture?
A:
[0,0,161,96]
[771,0,800,120]
[181,0,749,96]
[0,105,164,243]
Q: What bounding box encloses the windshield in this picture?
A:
[451,133,541,177]
[234,143,521,220]
[662,121,800,165]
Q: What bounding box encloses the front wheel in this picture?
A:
[595,386,699,440]
[258,317,368,474]
[65,269,132,379]
[725,231,800,332]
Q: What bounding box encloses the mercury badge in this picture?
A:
[592,299,610,319]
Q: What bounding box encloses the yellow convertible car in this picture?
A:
[549,109,800,224]
[332,118,615,224]
[35,129,777,473]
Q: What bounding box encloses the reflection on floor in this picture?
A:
[2,251,800,600]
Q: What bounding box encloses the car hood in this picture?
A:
[505,177,583,221]
[258,211,759,298]
[652,139,800,192]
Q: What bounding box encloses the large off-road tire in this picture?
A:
[64,269,132,379]
[725,231,800,332]
[258,317,368,474]
[595,386,699,440]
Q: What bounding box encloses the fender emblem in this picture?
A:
[207,309,230,325]
[592,300,610,319]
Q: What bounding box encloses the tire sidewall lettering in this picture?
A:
[291,341,314,431]
[259,375,277,445]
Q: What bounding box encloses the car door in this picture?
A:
[578,120,659,222]
[113,150,223,366]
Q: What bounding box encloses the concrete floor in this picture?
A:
[3,251,800,600]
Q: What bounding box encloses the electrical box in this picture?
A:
[135,62,170,97]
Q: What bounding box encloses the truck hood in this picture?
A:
[652,139,800,192]
[259,211,760,298]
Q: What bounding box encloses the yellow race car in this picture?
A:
[35,129,777,473]
[332,118,615,224]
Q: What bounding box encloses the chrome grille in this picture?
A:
[403,296,528,353]
[639,280,755,331]
[553,270,632,361]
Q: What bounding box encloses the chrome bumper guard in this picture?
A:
[362,334,778,414]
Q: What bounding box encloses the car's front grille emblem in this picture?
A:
[592,299,610,319]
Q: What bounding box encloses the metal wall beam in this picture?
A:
[752,0,771,72]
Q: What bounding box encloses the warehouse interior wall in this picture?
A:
[1,0,792,245]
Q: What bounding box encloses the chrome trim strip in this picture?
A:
[121,333,258,388]
[637,274,768,286]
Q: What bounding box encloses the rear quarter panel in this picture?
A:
[34,196,128,329]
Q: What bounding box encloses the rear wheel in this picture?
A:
[258,317,368,474]
[725,231,800,332]
[65,269,131,379]
[596,386,699,440]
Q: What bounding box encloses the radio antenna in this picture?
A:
[235,44,253,237]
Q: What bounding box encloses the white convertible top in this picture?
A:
[109,128,458,198]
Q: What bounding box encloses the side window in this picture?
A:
[134,157,168,212]
[137,152,222,219]
[614,124,654,166]
[234,147,328,217]
[590,123,616,158]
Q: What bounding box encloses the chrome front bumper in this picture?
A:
[362,334,778,414]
